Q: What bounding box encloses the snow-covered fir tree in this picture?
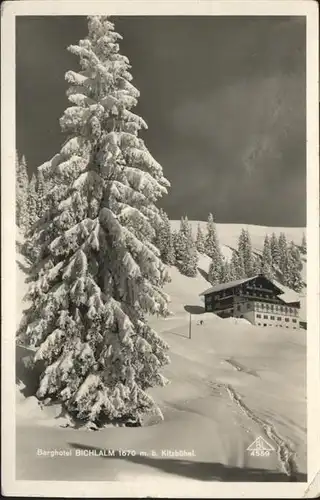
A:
[208,258,220,285]
[36,168,50,219]
[205,213,223,279]
[27,173,38,230]
[180,237,198,277]
[16,152,29,231]
[283,242,303,292]
[171,229,178,262]
[174,216,189,263]
[219,257,231,283]
[196,223,205,254]
[174,218,185,264]
[301,232,307,255]
[18,16,172,427]
[237,229,255,277]
[278,232,288,275]
[270,232,281,267]
[228,254,238,281]
[154,209,175,266]
[261,235,273,279]
[252,254,262,275]
[230,250,245,280]
[205,213,219,258]
[174,216,197,276]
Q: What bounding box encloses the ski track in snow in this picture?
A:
[219,382,299,480]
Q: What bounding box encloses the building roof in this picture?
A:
[199,274,287,297]
[200,276,260,296]
[268,278,300,304]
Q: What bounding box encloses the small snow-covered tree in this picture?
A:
[219,258,231,284]
[205,213,223,279]
[36,168,50,219]
[16,152,29,231]
[228,251,238,281]
[27,173,38,230]
[180,237,198,277]
[154,209,175,266]
[18,16,171,427]
[301,232,307,255]
[171,229,178,262]
[174,216,189,263]
[230,250,245,280]
[205,214,219,258]
[238,229,255,277]
[270,232,281,267]
[252,254,262,275]
[208,258,220,285]
[278,232,288,275]
[164,230,175,266]
[261,235,273,279]
[283,242,303,292]
[196,223,205,254]
[175,216,197,276]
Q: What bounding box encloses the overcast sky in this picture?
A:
[16,16,306,227]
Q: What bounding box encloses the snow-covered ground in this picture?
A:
[15,223,307,483]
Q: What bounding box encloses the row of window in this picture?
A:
[255,304,297,314]
[235,303,297,314]
[257,323,298,329]
[256,313,297,323]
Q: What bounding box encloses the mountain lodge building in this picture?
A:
[200,274,301,329]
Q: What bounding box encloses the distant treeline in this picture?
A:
[155,212,306,293]
[16,153,306,293]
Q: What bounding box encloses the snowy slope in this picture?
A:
[15,223,307,483]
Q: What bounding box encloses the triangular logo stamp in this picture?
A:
[247,436,275,451]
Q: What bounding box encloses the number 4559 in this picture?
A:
[250,450,270,457]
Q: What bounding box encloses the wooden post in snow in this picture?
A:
[189,313,192,339]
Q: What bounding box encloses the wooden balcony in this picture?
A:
[237,294,281,305]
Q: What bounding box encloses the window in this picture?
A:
[256,314,261,318]
[257,323,261,326]
[263,315,268,319]
[237,305,241,311]
[207,304,212,311]
[285,318,290,322]
[271,305,274,312]
[277,317,281,321]
[263,323,267,327]
[292,319,297,323]
[280,307,284,313]
[289,308,293,314]
[270,316,275,320]
[247,303,251,310]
